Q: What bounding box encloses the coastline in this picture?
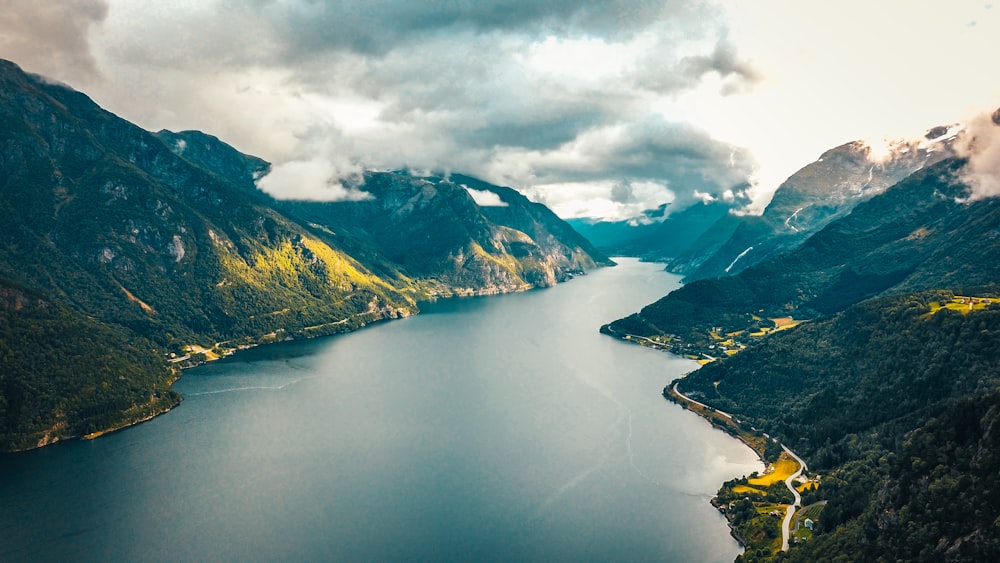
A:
[665,374,813,557]
[12,270,597,453]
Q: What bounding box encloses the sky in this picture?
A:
[1,0,998,221]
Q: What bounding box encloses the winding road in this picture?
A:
[671,381,734,419]
[780,446,807,552]
[671,379,810,553]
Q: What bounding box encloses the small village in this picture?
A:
[624,314,805,364]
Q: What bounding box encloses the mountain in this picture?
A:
[568,199,736,259]
[603,155,1000,354]
[680,292,1000,562]
[154,129,271,189]
[604,111,1000,561]
[278,172,611,294]
[0,59,608,450]
[666,133,958,281]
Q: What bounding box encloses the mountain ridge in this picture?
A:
[604,109,1000,561]
[0,58,608,450]
[666,133,958,281]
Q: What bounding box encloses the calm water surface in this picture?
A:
[0,258,762,561]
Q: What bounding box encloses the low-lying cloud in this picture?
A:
[6,1,994,225]
[464,186,509,207]
[956,108,1000,201]
[256,158,371,202]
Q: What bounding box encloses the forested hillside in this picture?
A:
[604,157,1000,356]
[0,59,608,450]
[679,293,1000,561]
[602,112,1000,560]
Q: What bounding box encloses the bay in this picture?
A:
[0,258,762,562]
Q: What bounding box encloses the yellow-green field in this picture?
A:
[733,484,767,496]
[749,456,799,487]
[771,317,804,331]
[929,296,994,315]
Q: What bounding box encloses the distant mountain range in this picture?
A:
[0,59,610,450]
[604,154,1000,346]
[604,110,1000,560]
[590,128,959,283]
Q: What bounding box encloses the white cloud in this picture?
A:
[0,0,108,83]
[463,186,509,207]
[4,0,997,223]
[956,109,1000,201]
[256,158,371,202]
[528,179,675,221]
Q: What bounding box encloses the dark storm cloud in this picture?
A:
[247,0,677,58]
[0,0,109,81]
[536,115,753,191]
[635,37,759,95]
[680,38,760,94]
[610,180,637,203]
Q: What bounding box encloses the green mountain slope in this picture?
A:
[278,172,611,294]
[0,59,607,450]
[568,200,737,259]
[604,156,1000,353]
[603,112,1000,561]
[679,293,1000,562]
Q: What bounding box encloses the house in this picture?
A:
[804,518,814,530]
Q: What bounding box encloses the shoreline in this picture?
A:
[665,374,812,557]
[12,271,598,453]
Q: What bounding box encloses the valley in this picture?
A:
[597,109,1000,560]
[1,22,999,560]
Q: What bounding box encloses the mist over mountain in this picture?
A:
[591,126,959,281]
[0,59,608,450]
[569,199,738,258]
[605,107,1000,561]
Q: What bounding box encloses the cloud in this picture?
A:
[252,0,683,58]
[255,158,371,202]
[955,108,1000,200]
[610,179,636,203]
[24,1,997,226]
[16,0,759,224]
[463,186,509,207]
[636,36,760,96]
[516,115,754,205]
[679,38,760,96]
[0,0,108,82]
[525,179,677,222]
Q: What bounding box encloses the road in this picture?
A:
[672,379,810,553]
[780,445,807,551]
[671,381,734,419]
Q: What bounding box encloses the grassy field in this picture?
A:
[929,296,994,315]
[749,456,799,487]
[796,480,818,493]
[791,502,827,542]
[733,484,768,496]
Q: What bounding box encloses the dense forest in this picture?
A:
[604,157,1000,358]
[677,292,1000,561]
[0,283,180,450]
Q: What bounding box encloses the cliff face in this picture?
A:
[668,134,957,281]
[277,171,612,295]
[0,58,608,450]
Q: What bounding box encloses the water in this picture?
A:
[0,258,762,562]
